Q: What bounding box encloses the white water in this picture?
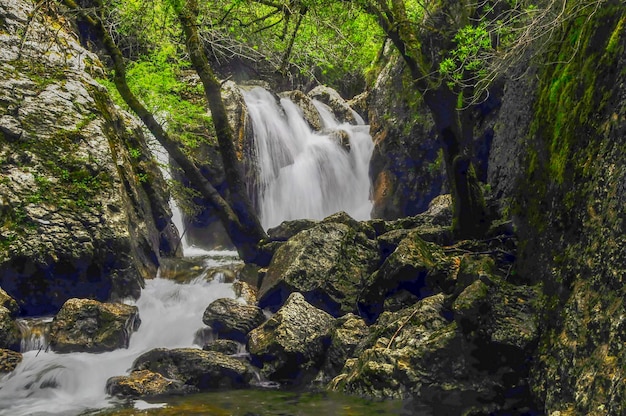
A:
[0,254,240,416]
[243,88,373,230]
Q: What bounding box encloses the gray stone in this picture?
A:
[49,299,140,353]
[132,348,254,390]
[248,292,335,383]
[308,85,358,124]
[202,298,265,342]
[258,221,380,316]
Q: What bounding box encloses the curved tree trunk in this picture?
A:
[62,0,269,264]
[175,0,267,249]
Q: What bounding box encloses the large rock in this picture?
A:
[330,294,507,413]
[0,0,180,316]
[106,370,193,398]
[248,292,335,383]
[202,298,265,342]
[258,220,380,316]
[360,231,453,319]
[0,307,20,351]
[49,299,140,353]
[132,348,254,390]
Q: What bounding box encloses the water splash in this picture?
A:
[243,87,373,230]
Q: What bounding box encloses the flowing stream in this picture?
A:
[0,87,374,415]
[0,254,240,416]
[243,88,373,229]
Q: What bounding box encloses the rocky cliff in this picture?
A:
[0,0,180,316]
[487,3,626,414]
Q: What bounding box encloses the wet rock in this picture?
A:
[203,339,242,355]
[327,129,351,152]
[258,220,380,316]
[202,298,265,343]
[0,348,22,373]
[279,90,323,131]
[248,292,335,383]
[106,369,193,398]
[308,85,358,124]
[267,219,317,242]
[132,348,254,389]
[49,299,140,353]
[0,288,19,317]
[0,307,20,351]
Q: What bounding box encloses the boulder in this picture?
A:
[267,219,317,242]
[360,232,453,319]
[49,299,140,353]
[308,85,358,124]
[0,306,20,351]
[279,90,323,131]
[0,348,22,373]
[258,220,380,316]
[248,292,335,383]
[132,348,254,389]
[453,277,540,351]
[202,339,242,355]
[330,294,503,412]
[106,369,193,398]
[202,298,265,342]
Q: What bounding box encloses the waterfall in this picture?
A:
[243,88,373,230]
[0,254,240,416]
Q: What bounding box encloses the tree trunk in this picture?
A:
[63,0,269,264]
[423,86,487,239]
[175,0,268,256]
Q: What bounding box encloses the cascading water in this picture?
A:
[243,88,373,230]
[0,254,240,416]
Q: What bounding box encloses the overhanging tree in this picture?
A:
[61,0,269,264]
[349,0,606,238]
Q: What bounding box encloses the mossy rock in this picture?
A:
[49,299,140,353]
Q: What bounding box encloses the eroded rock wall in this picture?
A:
[487,4,626,414]
[0,0,179,316]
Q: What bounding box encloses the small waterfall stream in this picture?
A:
[0,255,240,416]
[243,88,373,230]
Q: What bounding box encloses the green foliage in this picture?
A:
[439,23,492,87]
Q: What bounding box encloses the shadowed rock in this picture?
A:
[202,298,265,342]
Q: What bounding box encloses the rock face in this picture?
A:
[202,298,265,342]
[48,299,140,353]
[248,292,335,383]
[258,219,380,316]
[0,0,179,316]
[132,348,254,390]
[478,5,626,414]
[367,45,445,219]
[279,90,323,131]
